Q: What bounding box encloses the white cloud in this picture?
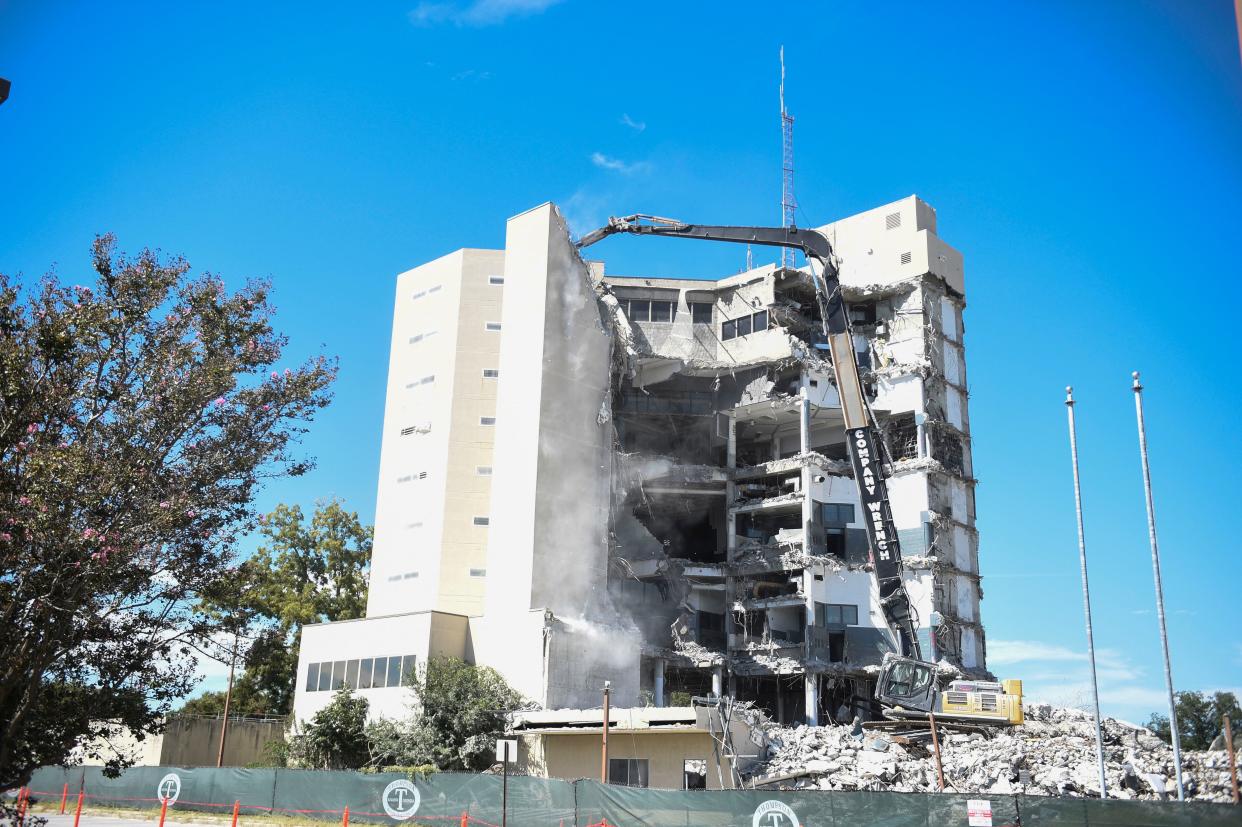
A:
[989,638,1169,722]
[620,113,646,132]
[409,0,564,27]
[988,639,1088,665]
[590,152,650,175]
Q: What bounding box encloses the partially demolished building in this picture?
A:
[293,196,983,730]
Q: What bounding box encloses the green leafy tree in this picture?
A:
[288,688,370,770]
[193,499,371,715]
[369,656,523,772]
[1146,690,1241,750]
[0,235,336,788]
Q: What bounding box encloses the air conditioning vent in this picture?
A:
[886,212,902,229]
[946,691,969,705]
[400,426,416,436]
[900,251,912,265]
[979,693,999,711]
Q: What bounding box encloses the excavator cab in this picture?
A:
[876,655,938,715]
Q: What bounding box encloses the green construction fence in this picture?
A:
[17,765,1241,826]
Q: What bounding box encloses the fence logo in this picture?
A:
[381,779,421,821]
[156,773,181,805]
[752,799,800,827]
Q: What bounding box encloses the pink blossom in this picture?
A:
[262,404,271,411]
[214,397,226,407]
[18,496,31,506]
[271,371,279,380]
[0,532,11,542]
[186,510,196,518]
[27,423,39,434]
[82,528,98,540]
[159,501,170,508]
[284,369,291,377]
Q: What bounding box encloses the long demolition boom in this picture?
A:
[577,215,921,659]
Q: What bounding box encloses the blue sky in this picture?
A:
[2,0,1239,722]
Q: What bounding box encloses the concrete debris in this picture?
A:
[754,703,1238,802]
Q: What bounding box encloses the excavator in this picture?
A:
[577,215,1023,728]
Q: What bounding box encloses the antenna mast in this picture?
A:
[780,46,797,269]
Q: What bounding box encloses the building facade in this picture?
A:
[292,197,984,729]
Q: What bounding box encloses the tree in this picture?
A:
[1146,690,1241,750]
[287,688,370,770]
[191,499,371,715]
[0,236,336,788]
[369,656,523,772]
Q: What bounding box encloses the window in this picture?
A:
[485,322,502,332]
[407,331,437,345]
[396,475,412,483]
[816,602,859,627]
[473,516,490,526]
[345,659,360,689]
[820,503,855,526]
[372,657,388,689]
[627,299,650,321]
[650,300,673,322]
[482,369,499,378]
[317,662,331,691]
[690,302,713,325]
[752,310,768,332]
[413,290,426,300]
[885,661,933,697]
[387,656,402,688]
[419,375,435,385]
[469,568,486,577]
[489,276,504,285]
[735,314,752,337]
[407,521,423,529]
[358,658,373,689]
[403,571,418,579]
[306,662,320,692]
[480,416,496,426]
[721,319,737,341]
[849,303,877,325]
[331,660,346,690]
[401,655,417,686]
[476,466,493,476]
[608,758,649,788]
[683,759,707,790]
[428,285,442,294]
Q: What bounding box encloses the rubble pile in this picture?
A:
[755,704,1238,802]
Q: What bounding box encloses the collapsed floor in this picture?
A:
[752,703,1239,803]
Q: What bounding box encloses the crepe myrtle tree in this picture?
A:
[0,235,336,788]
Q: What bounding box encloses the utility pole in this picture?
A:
[1132,372,1185,800]
[216,628,238,768]
[600,681,611,784]
[1065,387,1108,799]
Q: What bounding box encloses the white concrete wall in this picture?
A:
[476,203,640,708]
[292,611,468,724]
[818,196,964,296]
[367,255,464,617]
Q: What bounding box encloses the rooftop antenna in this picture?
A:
[779,46,797,269]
